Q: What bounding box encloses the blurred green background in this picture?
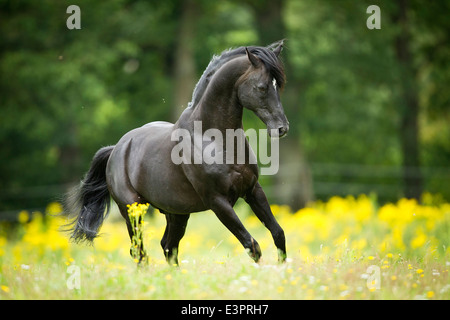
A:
[1,0,449,217]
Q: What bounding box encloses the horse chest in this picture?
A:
[225,165,258,198]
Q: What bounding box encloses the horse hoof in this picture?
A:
[277,249,287,263]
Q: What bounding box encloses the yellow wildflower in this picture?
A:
[127,202,150,263]
[46,202,63,215]
[411,230,427,249]
[18,210,29,224]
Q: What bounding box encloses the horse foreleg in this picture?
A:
[245,183,286,262]
[160,213,190,266]
[210,196,261,262]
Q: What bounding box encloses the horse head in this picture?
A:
[236,41,289,138]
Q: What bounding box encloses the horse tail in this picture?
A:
[64,146,115,244]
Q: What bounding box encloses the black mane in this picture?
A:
[188,41,285,108]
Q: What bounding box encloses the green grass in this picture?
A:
[1,196,449,300]
[2,249,449,300]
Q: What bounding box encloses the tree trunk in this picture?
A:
[249,0,314,209]
[393,0,423,200]
[60,122,81,182]
[250,0,285,45]
[172,0,198,121]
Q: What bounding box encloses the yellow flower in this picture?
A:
[339,284,348,291]
[18,210,29,224]
[46,202,63,215]
[411,230,427,249]
[127,202,150,218]
[416,269,424,274]
[426,291,434,298]
[0,236,6,257]
[64,258,74,266]
[1,285,10,293]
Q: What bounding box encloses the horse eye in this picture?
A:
[256,84,267,92]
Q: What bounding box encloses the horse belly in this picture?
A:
[125,125,205,214]
[139,163,206,214]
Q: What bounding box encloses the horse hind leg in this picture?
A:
[160,212,190,266]
[116,204,147,264]
[108,147,150,264]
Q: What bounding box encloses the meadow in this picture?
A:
[0,194,449,300]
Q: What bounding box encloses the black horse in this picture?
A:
[65,41,289,265]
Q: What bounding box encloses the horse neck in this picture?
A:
[192,57,249,132]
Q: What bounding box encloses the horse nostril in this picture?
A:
[278,127,287,137]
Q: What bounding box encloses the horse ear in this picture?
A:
[246,47,261,67]
[273,41,284,57]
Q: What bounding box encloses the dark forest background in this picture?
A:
[1,0,449,217]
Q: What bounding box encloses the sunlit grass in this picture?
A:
[0,194,449,299]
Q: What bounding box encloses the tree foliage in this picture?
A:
[0,0,448,212]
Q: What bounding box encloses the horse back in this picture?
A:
[107,121,207,214]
